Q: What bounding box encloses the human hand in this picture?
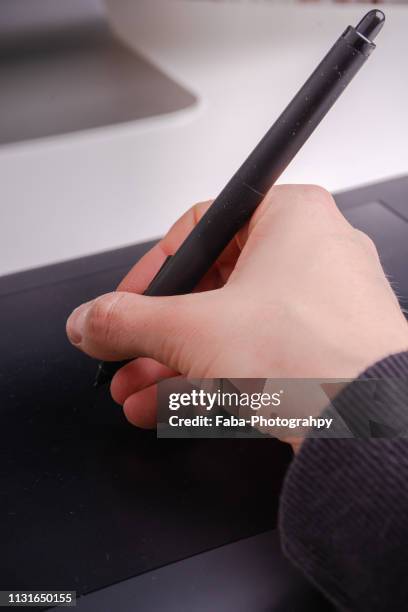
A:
[66,185,408,429]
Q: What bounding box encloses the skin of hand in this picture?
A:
[66,184,408,435]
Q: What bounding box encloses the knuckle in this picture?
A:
[353,229,378,255]
[86,293,125,343]
[301,184,333,204]
[270,184,334,210]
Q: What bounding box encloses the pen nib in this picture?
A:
[93,363,110,388]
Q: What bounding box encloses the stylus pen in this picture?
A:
[94,10,385,387]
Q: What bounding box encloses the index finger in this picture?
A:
[117,201,211,293]
[118,199,243,294]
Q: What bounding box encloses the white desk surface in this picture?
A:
[2,0,407,276]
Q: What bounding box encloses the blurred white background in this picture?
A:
[209,1,408,4]
[1,0,408,276]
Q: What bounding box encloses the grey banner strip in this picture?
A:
[157,377,408,439]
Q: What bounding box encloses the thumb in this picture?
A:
[66,291,214,373]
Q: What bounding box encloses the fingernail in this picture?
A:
[67,300,93,345]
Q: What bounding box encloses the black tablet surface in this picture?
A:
[1,175,407,611]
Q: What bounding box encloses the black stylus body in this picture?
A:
[95,10,385,386]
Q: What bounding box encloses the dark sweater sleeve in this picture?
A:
[279,352,408,612]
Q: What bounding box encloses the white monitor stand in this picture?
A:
[0,0,196,144]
